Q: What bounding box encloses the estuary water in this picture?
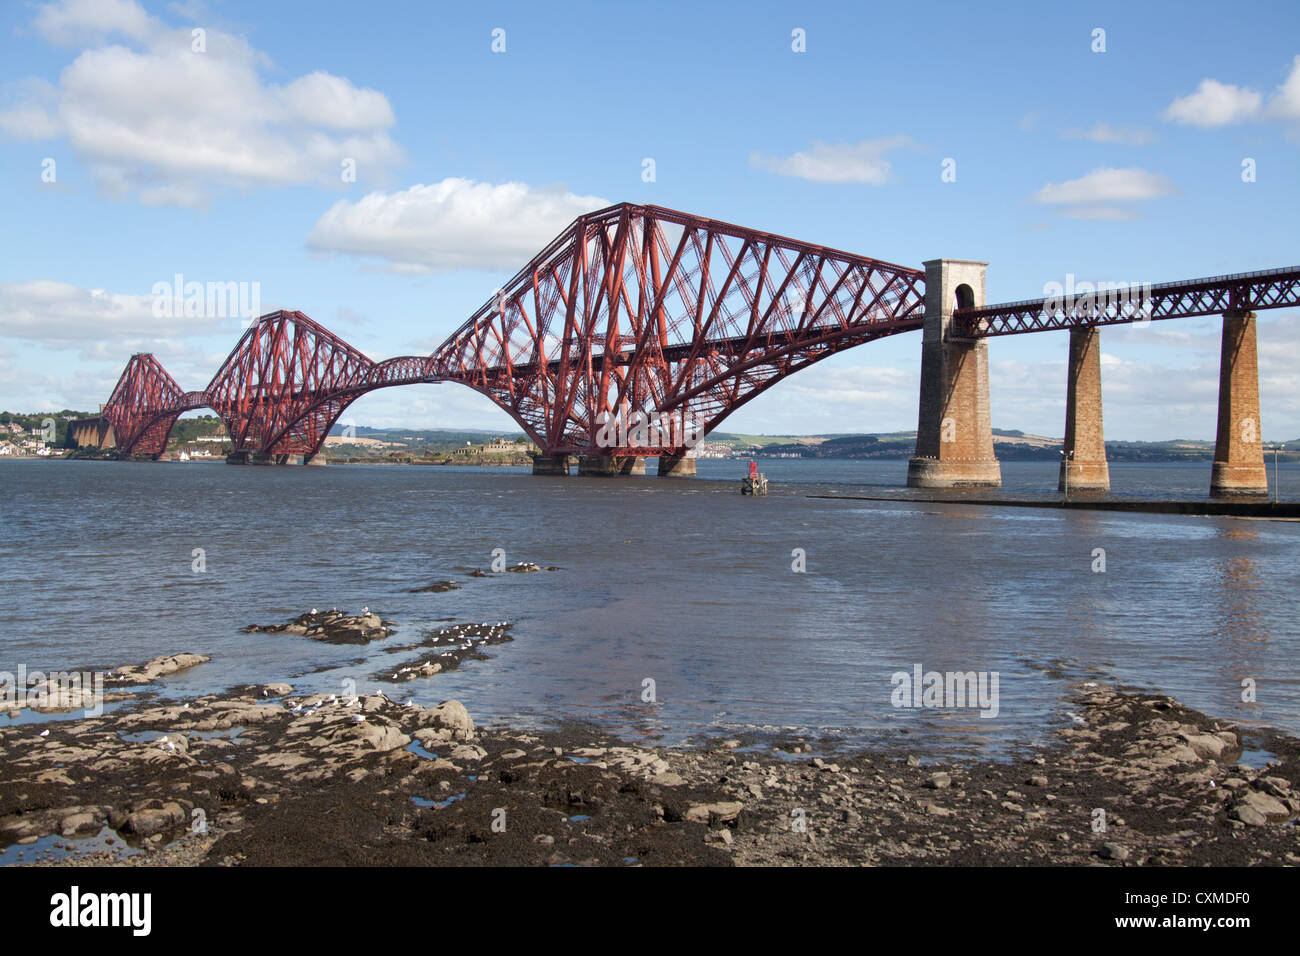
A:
[1,457,1297,760]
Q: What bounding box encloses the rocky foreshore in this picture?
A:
[1,661,1297,866]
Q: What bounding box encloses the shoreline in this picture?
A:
[3,655,1297,867]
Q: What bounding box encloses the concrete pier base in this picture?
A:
[530,454,570,476]
[1059,325,1110,492]
[907,259,1002,488]
[1211,310,1268,496]
[657,453,697,477]
[304,453,328,467]
[618,456,646,476]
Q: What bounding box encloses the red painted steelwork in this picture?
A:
[99,201,1298,462]
[102,203,924,459]
[952,266,1300,338]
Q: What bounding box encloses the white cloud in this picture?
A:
[1032,167,1176,205]
[1061,122,1155,145]
[34,0,155,47]
[1164,79,1262,127]
[0,279,230,356]
[306,178,611,274]
[0,0,402,206]
[1267,54,1300,120]
[749,136,915,184]
[1163,57,1300,128]
[0,78,62,140]
[278,72,396,132]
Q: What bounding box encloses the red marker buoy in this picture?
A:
[748,460,758,479]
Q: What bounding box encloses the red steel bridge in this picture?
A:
[98,202,1300,465]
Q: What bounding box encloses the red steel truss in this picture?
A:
[102,354,205,458]
[952,266,1300,338]
[102,203,924,459]
[97,201,1298,461]
[432,203,925,456]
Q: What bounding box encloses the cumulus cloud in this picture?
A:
[1163,79,1263,127]
[0,0,401,206]
[1267,55,1300,120]
[749,136,916,184]
[306,178,611,274]
[1163,57,1300,128]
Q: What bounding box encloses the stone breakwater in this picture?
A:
[1,662,1298,866]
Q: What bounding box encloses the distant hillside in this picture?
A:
[710,430,1299,462]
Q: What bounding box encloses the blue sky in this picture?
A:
[1,0,1297,440]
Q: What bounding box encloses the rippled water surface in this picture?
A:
[1,457,1297,759]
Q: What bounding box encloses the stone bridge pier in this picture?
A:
[908,259,1002,488]
[1060,325,1110,493]
[1211,310,1268,496]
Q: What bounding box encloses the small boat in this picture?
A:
[741,460,767,496]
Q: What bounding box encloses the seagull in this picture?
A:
[311,608,318,615]
[39,729,49,737]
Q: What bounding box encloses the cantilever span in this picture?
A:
[92,202,1297,496]
[100,202,926,461]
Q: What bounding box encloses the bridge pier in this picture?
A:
[1211,310,1268,497]
[907,259,1002,488]
[1060,325,1110,492]
[577,455,645,476]
[304,453,328,467]
[531,454,571,476]
[657,453,697,477]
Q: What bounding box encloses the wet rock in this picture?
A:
[260,683,292,697]
[417,700,475,740]
[684,801,743,825]
[123,801,186,837]
[111,653,210,685]
[1229,803,1268,827]
[1099,843,1130,861]
[410,581,461,593]
[1232,790,1290,823]
[1180,732,1231,761]
[59,810,101,836]
[245,610,392,645]
[926,772,952,790]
